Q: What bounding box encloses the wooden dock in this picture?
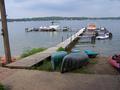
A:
[6,28,85,69]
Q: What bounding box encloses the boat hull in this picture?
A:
[109,56,120,69]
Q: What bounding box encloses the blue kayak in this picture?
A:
[84,50,98,58]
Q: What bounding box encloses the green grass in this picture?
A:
[56,47,65,51]
[0,84,4,90]
[89,59,98,64]
[21,48,46,58]
[32,60,53,71]
[32,59,61,72]
[32,58,98,74]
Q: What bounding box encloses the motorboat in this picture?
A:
[96,34,109,40]
[87,23,97,31]
[40,25,60,31]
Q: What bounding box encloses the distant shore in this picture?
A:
[1,16,120,22]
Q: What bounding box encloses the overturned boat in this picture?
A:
[61,52,89,73]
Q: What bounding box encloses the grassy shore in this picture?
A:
[20,48,46,58]
[32,56,119,75]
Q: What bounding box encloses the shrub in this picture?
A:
[21,48,46,58]
[57,47,65,51]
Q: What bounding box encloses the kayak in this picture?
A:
[109,55,120,69]
[84,50,98,58]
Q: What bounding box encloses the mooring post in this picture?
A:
[0,0,12,64]
[62,36,63,42]
[67,34,69,38]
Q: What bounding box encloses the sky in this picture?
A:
[3,0,120,18]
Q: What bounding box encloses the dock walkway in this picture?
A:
[6,28,85,69]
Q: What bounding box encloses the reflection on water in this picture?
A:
[73,37,115,56]
[49,32,58,37]
[0,20,120,56]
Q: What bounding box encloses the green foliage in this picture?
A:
[89,59,98,64]
[57,47,65,51]
[0,84,4,90]
[32,60,53,71]
[32,59,61,72]
[21,48,46,58]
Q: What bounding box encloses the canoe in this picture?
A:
[61,52,89,73]
[51,51,68,70]
[84,50,98,58]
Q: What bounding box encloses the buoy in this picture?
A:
[0,56,16,66]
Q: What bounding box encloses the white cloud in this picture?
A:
[3,0,120,18]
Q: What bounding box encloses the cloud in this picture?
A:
[4,0,120,18]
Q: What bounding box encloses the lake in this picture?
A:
[0,20,120,56]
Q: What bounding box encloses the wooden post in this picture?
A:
[0,0,11,64]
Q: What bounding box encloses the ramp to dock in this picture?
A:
[6,28,85,69]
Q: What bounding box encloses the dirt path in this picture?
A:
[85,55,120,75]
[0,67,18,81]
[0,55,119,90]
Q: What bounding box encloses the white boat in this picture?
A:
[40,25,60,31]
[96,34,109,39]
[49,25,60,30]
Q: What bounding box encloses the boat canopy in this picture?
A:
[87,24,96,30]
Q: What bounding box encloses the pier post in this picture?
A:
[67,34,69,38]
[91,35,96,44]
[62,36,64,42]
[0,0,12,64]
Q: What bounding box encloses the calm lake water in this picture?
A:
[0,20,120,56]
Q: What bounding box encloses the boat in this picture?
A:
[86,24,112,40]
[40,25,60,31]
[51,51,68,70]
[62,26,69,31]
[87,23,97,31]
[25,25,60,32]
[109,54,120,70]
[96,33,109,40]
[84,50,98,58]
[61,52,89,73]
[25,27,39,32]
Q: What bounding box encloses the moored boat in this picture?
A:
[40,25,60,31]
[87,23,96,31]
[96,33,109,40]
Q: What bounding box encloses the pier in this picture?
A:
[6,28,85,69]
